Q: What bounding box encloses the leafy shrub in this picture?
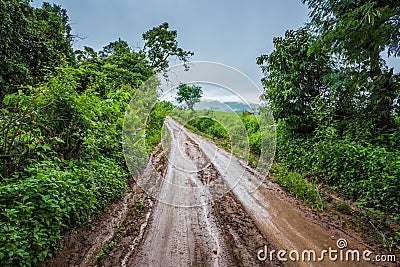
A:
[145,101,174,152]
[275,122,400,219]
[249,131,262,155]
[0,156,126,266]
[0,42,154,265]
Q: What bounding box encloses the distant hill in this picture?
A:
[193,100,259,113]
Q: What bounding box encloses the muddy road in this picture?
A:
[44,118,389,267]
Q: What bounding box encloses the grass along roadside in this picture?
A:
[171,109,265,167]
[270,164,325,211]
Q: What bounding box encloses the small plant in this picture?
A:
[107,241,115,250]
[96,249,105,260]
[335,199,352,215]
[135,199,144,215]
[96,240,116,260]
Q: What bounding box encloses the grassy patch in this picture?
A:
[271,165,325,211]
[172,109,266,166]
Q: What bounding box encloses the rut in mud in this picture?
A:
[186,136,281,266]
[188,134,282,266]
[42,118,397,267]
[125,117,282,267]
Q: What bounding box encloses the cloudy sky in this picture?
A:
[32,0,398,103]
[31,0,311,102]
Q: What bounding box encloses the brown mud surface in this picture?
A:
[40,118,398,267]
[211,191,283,267]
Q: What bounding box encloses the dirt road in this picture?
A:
[44,118,387,267]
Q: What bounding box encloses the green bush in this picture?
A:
[272,165,324,211]
[145,101,174,152]
[0,44,153,265]
[0,156,126,266]
[249,131,262,155]
[275,122,400,219]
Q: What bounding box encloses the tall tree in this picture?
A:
[176,83,202,110]
[0,1,75,99]
[142,22,194,72]
[303,0,400,129]
[99,38,131,59]
[257,28,332,134]
[74,40,153,96]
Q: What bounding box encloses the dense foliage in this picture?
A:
[0,2,192,265]
[145,101,174,152]
[0,43,150,266]
[257,0,400,248]
[0,1,75,96]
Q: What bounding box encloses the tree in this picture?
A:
[74,39,154,96]
[303,0,400,129]
[257,28,332,134]
[142,22,194,72]
[176,83,202,110]
[0,1,75,98]
[99,38,131,59]
[255,0,400,237]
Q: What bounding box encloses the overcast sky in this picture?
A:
[32,0,399,103]
[31,0,311,101]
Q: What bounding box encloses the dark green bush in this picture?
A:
[145,101,174,152]
[0,156,126,266]
[275,122,400,218]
